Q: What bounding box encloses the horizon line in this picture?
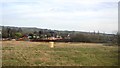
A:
[1,25,117,35]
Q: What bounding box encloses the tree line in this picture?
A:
[1,26,118,45]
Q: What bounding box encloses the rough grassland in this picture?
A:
[2,41,118,66]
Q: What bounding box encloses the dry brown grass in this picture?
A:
[2,41,118,66]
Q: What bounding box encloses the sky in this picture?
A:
[0,0,119,34]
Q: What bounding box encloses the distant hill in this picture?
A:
[0,25,115,36]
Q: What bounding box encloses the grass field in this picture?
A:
[2,41,118,66]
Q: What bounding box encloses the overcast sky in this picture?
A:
[1,0,119,34]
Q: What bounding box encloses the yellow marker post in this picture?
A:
[49,42,54,48]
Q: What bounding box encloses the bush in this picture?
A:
[70,34,90,42]
[15,32,22,38]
